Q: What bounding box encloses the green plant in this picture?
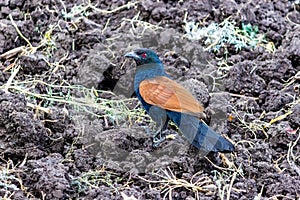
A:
[71,167,130,194]
[183,15,275,53]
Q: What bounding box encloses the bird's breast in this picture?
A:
[133,64,166,92]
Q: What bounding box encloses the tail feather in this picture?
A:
[168,111,235,152]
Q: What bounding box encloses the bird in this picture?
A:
[125,48,235,152]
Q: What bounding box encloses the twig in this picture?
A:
[287,129,300,176]
[4,65,20,93]
[254,185,264,200]
[204,156,236,172]
[266,194,295,200]
[228,93,259,100]
[235,140,255,147]
[264,110,293,128]
[90,1,139,15]
[0,46,25,59]
[9,14,33,51]
[26,102,52,114]
[226,171,237,200]
[102,18,111,34]
[286,12,300,27]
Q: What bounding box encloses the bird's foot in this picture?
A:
[152,130,168,148]
[153,137,165,148]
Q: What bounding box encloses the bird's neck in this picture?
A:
[134,63,165,91]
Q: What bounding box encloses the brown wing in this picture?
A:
[139,76,204,117]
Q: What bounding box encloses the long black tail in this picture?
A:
[167,111,235,152]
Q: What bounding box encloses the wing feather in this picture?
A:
[139,76,204,116]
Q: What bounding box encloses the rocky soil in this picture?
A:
[0,0,299,199]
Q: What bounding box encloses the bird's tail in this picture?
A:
[168,112,235,152]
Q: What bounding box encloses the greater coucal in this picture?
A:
[125,48,234,152]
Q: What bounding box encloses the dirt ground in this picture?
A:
[0,0,299,199]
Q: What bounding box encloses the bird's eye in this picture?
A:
[141,53,147,58]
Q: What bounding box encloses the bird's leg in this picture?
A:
[147,106,169,147]
[152,119,169,147]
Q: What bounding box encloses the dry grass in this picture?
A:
[71,166,133,194]
[0,158,28,200]
[0,78,150,127]
[138,167,217,200]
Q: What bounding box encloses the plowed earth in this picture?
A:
[0,0,299,199]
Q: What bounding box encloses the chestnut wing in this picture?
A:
[139,76,204,116]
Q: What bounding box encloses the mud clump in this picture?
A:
[21,154,71,199]
[0,91,48,160]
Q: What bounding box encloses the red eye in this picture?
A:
[141,53,147,58]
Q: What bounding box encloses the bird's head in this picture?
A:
[125,48,162,66]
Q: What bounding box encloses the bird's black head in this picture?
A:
[125,48,162,66]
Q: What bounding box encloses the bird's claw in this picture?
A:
[152,130,167,148]
[141,126,167,147]
[152,137,165,148]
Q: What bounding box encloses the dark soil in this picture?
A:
[0,0,299,199]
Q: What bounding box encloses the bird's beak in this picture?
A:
[124,51,139,60]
